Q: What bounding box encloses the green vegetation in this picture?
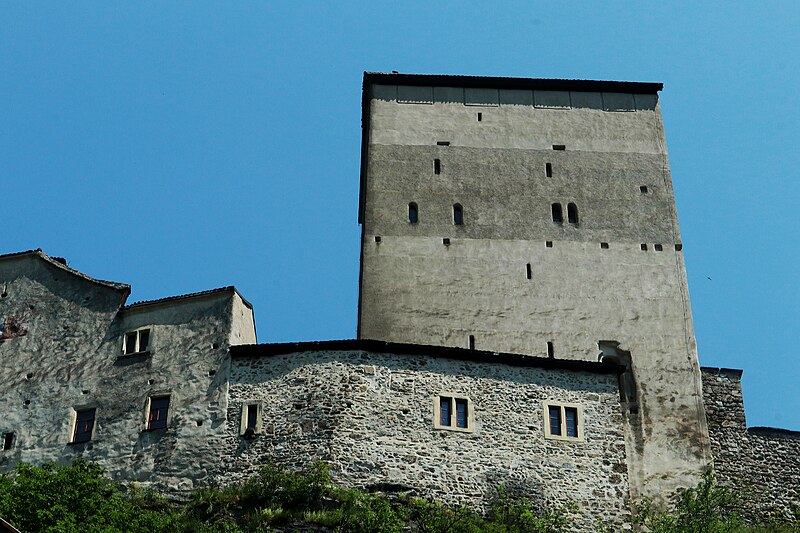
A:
[0,461,797,532]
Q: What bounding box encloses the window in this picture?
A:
[477,112,482,122]
[654,244,663,251]
[453,204,463,225]
[434,395,473,432]
[567,203,579,224]
[239,401,263,436]
[640,185,649,194]
[146,396,170,430]
[551,203,563,224]
[600,242,609,249]
[552,144,566,150]
[3,432,14,451]
[434,159,441,175]
[526,263,532,280]
[547,341,554,358]
[545,163,552,177]
[408,202,418,224]
[71,408,96,443]
[543,402,583,441]
[123,328,150,355]
[468,335,475,350]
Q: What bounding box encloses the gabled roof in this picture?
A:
[124,286,253,310]
[231,338,624,375]
[0,249,130,292]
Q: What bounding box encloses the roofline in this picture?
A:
[0,516,21,533]
[700,366,744,377]
[0,249,130,293]
[748,426,800,439]
[123,286,253,311]
[231,338,625,375]
[357,72,663,224]
[363,72,663,94]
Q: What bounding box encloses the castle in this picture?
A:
[1,73,797,529]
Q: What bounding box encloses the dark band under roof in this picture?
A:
[231,338,625,375]
[363,71,663,94]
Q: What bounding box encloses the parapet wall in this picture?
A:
[702,367,800,521]
[221,346,632,530]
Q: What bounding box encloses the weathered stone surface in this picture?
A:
[220,348,632,530]
[702,368,800,521]
[358,75,711,501]
[0,250,256,494]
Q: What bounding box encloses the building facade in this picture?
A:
[357,73,710,501]
[0,73,798,525]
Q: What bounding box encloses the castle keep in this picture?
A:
[0,73,798,527]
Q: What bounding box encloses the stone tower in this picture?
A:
[356,72,711,501]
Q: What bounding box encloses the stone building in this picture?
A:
[0,73,798,525]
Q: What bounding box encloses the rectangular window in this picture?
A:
[434,159,441,175]
[565,407,578,437]
[545,163,552,177]
[3,432,14,451]
[544,402,583,441]
[239,401,264,436]
[455,399,468,428]
[440,397,451,426]
[549,405,561,436]
[434,395,473,432]
[147,396,170,430]
[123,328,151,355]
[72,408,96,443]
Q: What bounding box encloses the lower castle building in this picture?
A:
[1,73,799,527]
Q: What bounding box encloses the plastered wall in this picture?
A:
[358,82,711,501]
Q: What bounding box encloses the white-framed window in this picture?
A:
[123,328,151,355]
[69,407,96,444]
[543,401,584,442]
[144,395,171,431]
[433,394,473,433]
[239,401,264,437]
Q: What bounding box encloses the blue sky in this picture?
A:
[2,2,798,429]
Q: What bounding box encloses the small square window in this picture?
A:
[654,244,663,251]
[434,394,473,433]
[240,401,263,437]
[543,402,583,441]
[147,396,170,431]
[72,408,96,443]
[123,328,151,355]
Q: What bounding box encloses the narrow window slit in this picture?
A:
[477,112,482,122]
[545,163,552,177]
[551,203,563,224]
[3,432,14,451]
[526,263,532,280]
[547,341,554,358]
[567,203,579,224]
[468,335,475,350]
[453,204,463,225]
[434,159,441,174]
[436,141,450,146]
[408,202,418,224]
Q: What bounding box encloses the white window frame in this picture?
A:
[239,401,264,436]
[433,393,474,433]
[543,401,584,442]
[122,327,152,356]
[143,394,173,431]
[68,406,97,444]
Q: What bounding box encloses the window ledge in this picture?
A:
[433,426,474,434]
[118,350,151,359]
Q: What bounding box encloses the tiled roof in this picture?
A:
[124,286,252,310]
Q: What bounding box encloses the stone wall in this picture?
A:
[702,367,800,521]
[358,74,711,501]
[222,345,632,530]
[0,251,255,494]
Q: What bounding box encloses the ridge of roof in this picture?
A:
[0,249,130,292]
[363,71,663,94]
[124,285,252,310]
[231,338,624,375]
